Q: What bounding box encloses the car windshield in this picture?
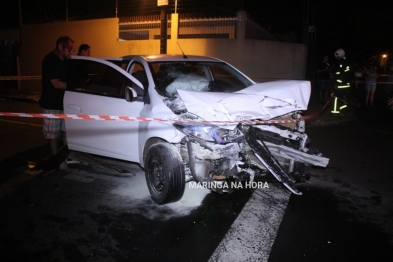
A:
[149,61,254,97]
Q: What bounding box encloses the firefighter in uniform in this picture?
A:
[331,48,350,115]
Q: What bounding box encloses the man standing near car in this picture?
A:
[40,36,75,156]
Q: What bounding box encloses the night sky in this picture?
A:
[1,0,392,61]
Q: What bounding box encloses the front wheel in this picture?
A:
[144,143,185,204]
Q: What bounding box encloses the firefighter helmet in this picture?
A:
[334,48,345,59]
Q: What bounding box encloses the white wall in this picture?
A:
[19,17,307,90]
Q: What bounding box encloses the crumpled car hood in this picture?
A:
[176,80,311,121]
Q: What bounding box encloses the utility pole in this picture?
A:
[160,7,167,54]
[18,0,23,27]
[17,0,23,91]
[157,1,168,54]
[66,0,68,22]
[116,0,118,18]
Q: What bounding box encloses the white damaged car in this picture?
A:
[64,54,329,204]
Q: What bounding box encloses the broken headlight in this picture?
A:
[173,123,243,144]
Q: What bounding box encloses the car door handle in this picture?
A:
[68,104,81,112]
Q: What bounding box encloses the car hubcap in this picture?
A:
[149,156,164,194]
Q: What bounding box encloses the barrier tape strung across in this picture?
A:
[0,112,313,125]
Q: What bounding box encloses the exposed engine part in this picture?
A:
[249,125,328,167]
[270,112,303,130]
[178,116,328,197]
[189,139,241,160]
[183,135,259,193]
[264,141,329,167]
[209,171,227,180]
[242,125,302,195]
[288,159,295,173]
[253,124,306,148]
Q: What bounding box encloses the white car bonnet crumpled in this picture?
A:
[175,80,311,122]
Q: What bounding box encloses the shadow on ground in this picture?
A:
[269,184,393,262]
[0,144,70,184]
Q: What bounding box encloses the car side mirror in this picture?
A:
[125,86,138,102]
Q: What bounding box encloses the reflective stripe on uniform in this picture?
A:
[337,85,350,88]
[331,97,339,113]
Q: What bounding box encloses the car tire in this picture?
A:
[145,143,185,204]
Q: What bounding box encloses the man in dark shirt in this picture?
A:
[40,36,75,156]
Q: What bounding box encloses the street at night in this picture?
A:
[1,1,393,261]
[1,98,392,261]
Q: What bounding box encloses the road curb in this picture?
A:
[0,91,40,103]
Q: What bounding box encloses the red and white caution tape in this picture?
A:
[0,112,310,125]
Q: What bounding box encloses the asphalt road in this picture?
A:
[0,100,47,162]
[270,115,393,261]
[1,99,393,261]
[0,158,256,261]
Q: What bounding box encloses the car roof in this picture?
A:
[121,54,224,63]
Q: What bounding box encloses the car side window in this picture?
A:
[67,59,132,98]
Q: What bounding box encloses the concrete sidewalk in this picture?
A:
[0,88,40,103]
[0,87,356,126]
